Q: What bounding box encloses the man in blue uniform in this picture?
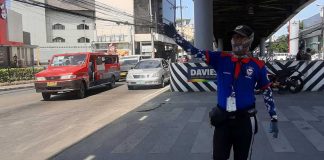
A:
[164,24,279,160]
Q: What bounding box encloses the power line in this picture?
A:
[58,0,154,26]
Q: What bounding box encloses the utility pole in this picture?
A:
[180,0,183,35]
[149,0,155,58]
[321,7,324,60]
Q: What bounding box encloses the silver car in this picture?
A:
[126,58,170,90]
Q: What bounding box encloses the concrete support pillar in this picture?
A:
[194,0,213,50]
[260,37,266,57]
[217,38,223,51]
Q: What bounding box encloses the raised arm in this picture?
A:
[163,23,204,56]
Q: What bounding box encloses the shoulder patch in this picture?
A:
[251,58,265,69]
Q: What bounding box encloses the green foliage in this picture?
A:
[299,21,304,30]
[0,67,43,83]
[270,35,288,53]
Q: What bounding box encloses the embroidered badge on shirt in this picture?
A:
[245,66,254,78]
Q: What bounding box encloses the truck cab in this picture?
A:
[34,52,120,101]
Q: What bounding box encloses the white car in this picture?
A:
[126,58,170,90]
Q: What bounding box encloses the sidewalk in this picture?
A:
[0,81,34,91]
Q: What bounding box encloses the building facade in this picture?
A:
[93,0,135,56]
[0,0,36,68]
[9,0,96,63]
[134,0,177,60]
[299,13,324,60]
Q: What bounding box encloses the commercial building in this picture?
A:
[133,0,177,60]
[9,0,95,63]
[93,0,177,60]
[299,13,324,59]
[0,0,36,68]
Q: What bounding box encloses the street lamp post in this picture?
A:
[317,4,324,60]
[321,7,324,60]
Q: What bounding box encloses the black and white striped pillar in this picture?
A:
[266,60,324,91]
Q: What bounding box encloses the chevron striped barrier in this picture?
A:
[170,63,217,92]
[266,60,324,91]
[171,60,324,92]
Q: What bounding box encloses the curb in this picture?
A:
[0,85,34,92]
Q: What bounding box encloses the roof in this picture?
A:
[212,0,314,50]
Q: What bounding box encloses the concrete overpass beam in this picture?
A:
[194,0,213,50]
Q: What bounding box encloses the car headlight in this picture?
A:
[126,73,133,79]
[36,77,46,81]
[151,73,159,77]
[60,74,77,79]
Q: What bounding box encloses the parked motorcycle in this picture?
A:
[268,64,304,93]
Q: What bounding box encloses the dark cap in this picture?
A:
[231,25,254,38]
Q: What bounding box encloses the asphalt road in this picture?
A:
[0,82,169,160]
[1,85,324,160]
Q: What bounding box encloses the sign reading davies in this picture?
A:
[187,66,216,82]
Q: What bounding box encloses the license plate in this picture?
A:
[137,81,145,84]
[121,72,127,76]
[47,82,57,86]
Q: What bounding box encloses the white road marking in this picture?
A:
[139,115,148,121]
[83,155,96,160]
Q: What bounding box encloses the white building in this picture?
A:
[93,0,135,56]
[9,0,95,63]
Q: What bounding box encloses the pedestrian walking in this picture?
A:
[163,23,279,160]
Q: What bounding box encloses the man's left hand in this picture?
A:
[269,120,279,138]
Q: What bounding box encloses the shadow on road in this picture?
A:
[48,83,125,101]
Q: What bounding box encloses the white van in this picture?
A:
[119,55,151,79]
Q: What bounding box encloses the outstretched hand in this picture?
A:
[162,23,178,38]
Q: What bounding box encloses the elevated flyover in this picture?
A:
[194,0,315,51]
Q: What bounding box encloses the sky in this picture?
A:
[176,0,324,37]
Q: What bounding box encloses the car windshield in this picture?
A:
[51,54,86,66]
[120,59,138,66]
[134,60,161,69]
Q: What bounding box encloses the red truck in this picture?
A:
[34,52,120,100]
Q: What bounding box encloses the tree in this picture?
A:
[270,35,288,53]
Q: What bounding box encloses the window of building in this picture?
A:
[52,23,65,30]
[78,37,90,43]
[77,24,89,30]
[53,37,66,43]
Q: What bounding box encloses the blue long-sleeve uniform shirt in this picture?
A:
[172,33,277,118]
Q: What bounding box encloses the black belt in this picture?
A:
[217,104,257,119]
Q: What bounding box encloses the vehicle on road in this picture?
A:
[126,58,170,90]
[34,52,120,100]
[119,55,151,79]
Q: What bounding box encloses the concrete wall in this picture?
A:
[10,0,47,46]
[7,10,23,43]
[95,0,134,37]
